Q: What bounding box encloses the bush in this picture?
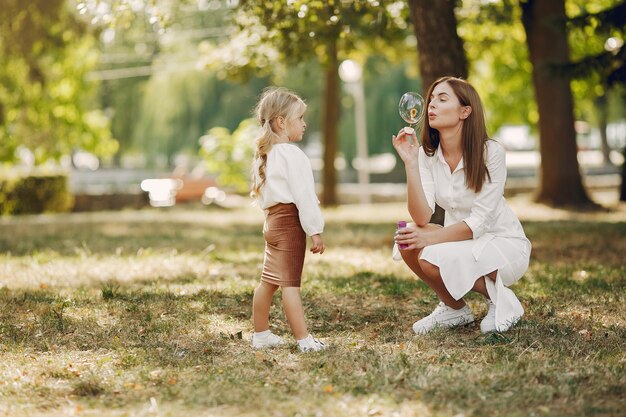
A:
[0,173,73,215]
[199,118,259,194]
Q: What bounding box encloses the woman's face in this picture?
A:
[427,82,468,131]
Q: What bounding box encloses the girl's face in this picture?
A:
[427,82,469,131]
[286,111,306,142]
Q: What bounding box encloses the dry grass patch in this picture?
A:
[0,201,624,416]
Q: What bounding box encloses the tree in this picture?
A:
[521,0,594,206]
[0,0,117,165]
[460,0,624,206]
[408,0,468,224]
[199,118,258,193]
[457,1,535,136]
[87,0,240,166]
[565,1,626,166]
[408,0,468,92]
[208,1,410,205]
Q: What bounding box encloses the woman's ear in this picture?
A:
[460,106,472,120]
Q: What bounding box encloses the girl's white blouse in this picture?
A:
[418,140,529,259]
[253,143,324,236]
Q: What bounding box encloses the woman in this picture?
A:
[393,76,531,334]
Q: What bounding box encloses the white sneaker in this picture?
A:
[251,331,286,349]
[412,302,475,335]
[298,335,326,353]
[480,300,496,334]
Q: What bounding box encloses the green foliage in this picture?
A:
[199,118,259,193]
[133,72,268,165]
[459,0,536,132]
[89,0,237,164]
[280,56,419,162]
[0,173,74,215]
[0,0,117,165]
[565,0,626,123]
[204,1,411,80]
[459,0,625,133]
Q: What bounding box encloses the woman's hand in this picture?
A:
[394,224,432,250]
[392,128,419,167]
[310,234,325,254]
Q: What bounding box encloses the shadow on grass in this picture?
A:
[1,278,625,416]
[0,269,434,360]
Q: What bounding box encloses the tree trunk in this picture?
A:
[521,0,594,207]
[621,92,626,201]
[595,94,613,165]
[408,0,467,224]
[408,0,468,94]
[321,40,340,206]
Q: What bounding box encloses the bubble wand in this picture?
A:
[398,92,425,145]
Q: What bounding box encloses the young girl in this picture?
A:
[249,87,326,352]
[393,76,531,334]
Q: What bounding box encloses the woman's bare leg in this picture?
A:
[399,223,465,309]
[417,258,466,309]
[471,271,498,299]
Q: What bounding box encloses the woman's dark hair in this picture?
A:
[421,76,491,193]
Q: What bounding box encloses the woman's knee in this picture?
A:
[400,248,418,263]
[418,258,438,277]
[418,223,443,232]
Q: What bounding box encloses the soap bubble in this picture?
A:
[398,92,425,125]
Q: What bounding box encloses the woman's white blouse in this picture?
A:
[418,140,528,258]
[253,143,324,236]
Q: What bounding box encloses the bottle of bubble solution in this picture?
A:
[397,220,409,249]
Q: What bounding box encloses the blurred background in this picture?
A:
[0,0,624,213]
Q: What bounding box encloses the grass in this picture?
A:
[0,197,624,417]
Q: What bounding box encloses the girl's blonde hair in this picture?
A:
[250,87,306,198]
[421,76,491,193]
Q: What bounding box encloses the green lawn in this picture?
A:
[0,199,624,417]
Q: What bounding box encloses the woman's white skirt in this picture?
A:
[420,236,531,332]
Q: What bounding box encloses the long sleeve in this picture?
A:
[285,151,324,236]
[256,143,324,236]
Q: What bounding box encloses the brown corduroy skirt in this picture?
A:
[261,203,306,287]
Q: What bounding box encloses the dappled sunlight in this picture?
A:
[507,192,626,222]
[307,248,412,280]
[0,252,259,291]
[0,201,624,416]
[0,349,125,412]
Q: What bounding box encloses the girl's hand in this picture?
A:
[394,224,431,250]
[310,234,325,254]
[392,128,419,167]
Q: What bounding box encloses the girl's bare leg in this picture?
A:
[281,287,308,340]
[252,281,279,332]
